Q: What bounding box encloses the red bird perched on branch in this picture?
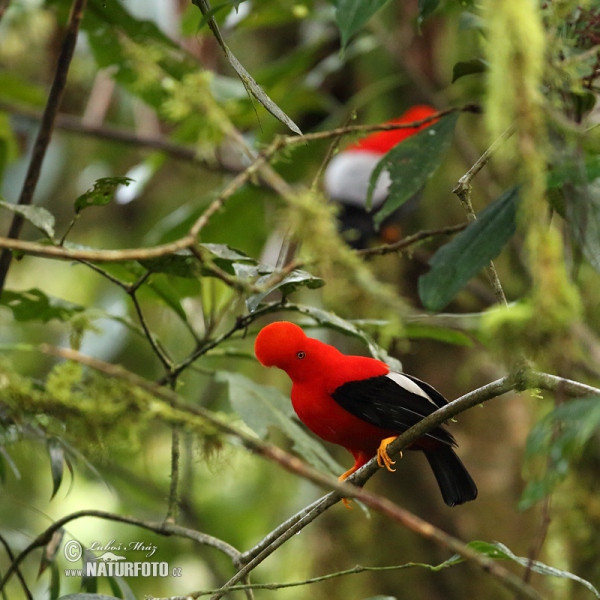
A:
[254,321,477,507]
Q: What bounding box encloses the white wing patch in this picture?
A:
[385,372,438,407]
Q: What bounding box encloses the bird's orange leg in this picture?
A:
[377,436,401,472]
[338,465,359,509]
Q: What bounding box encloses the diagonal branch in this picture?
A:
[31,344,595,600]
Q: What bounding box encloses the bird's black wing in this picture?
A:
[331,372,455,446]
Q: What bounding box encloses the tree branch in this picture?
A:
[357,223,469,257]
[30,344,570,600]
[0,0,87,293]
[0,509,241,592]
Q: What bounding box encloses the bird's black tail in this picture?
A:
[424,447,477,507]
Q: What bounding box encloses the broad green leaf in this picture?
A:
[418,187,519,311]
[370,112,459,227]
[451,58,488,83]
[202,243,256,274]
[563,170,600,273]
[74,177,133,213]
[418,0,440,22]
[85,0,177,46]
[0,289,84,323]
[0,200,55,239]
[520,397,600,509]
[216,371,344,475]
[139,251,201,279]
[47,438,65,500]
[233,264,325,312]
[334,0,390,49]
[404,323,474,347]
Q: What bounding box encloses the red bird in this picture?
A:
[254,321,477,507]
[324,105,438,249]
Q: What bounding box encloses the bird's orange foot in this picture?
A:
[377,436,401,472]
[338,467,358,509]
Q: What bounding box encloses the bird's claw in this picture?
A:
[377,436,400,472]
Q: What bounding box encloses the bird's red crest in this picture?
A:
[254,321,307,369]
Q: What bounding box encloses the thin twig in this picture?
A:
[0,0,87,293]
[284,105,480,147]
[357,223,469,257]
[0,533,33,600]
[452,127,515,306]
[154,559,453,599]
[157,302,287,385]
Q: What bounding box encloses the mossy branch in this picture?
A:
[15,345,598,600]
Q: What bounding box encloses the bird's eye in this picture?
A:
[296,351,306,359]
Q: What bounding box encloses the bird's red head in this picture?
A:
[255,321,343,383]
[254,321,308,370]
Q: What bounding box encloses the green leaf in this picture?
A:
[139,251,201,279]
[404,323,474,347]
[47,438,65,499]
[464,541,600,599]
[84,0,178,47]
[280,303,402,371]
[451,58,488,83]
[74,177,133,213]
[191,0,301,135]
[520,397,600,510]
[49,562,61,600]
[334,0,390,49]
[234,264,325,312]
[202,243,256,274]
[418,187,519,311]
[0,289,84,323]
[370,112,459,227]
[216,371,344,475]
[418,0,440,22]
[0,200,56,239]
[563,168,600,273]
